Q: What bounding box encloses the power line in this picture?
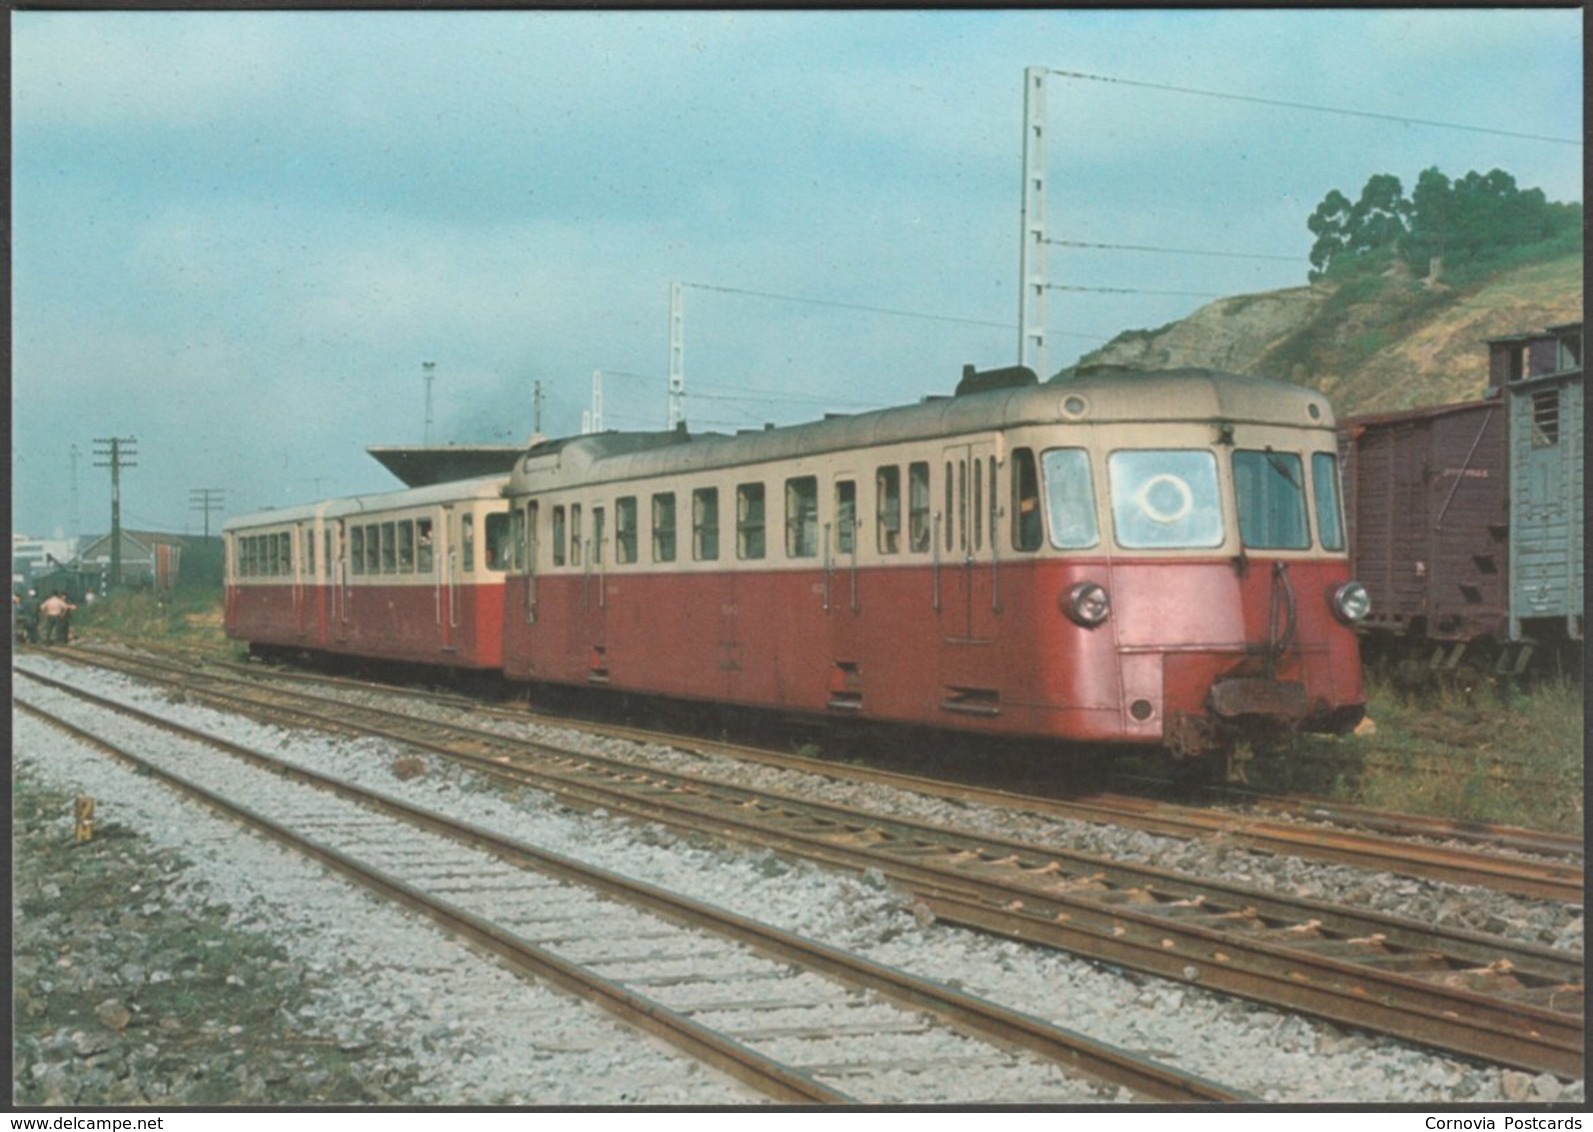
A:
[1047,68,1582,146]
[1048,238,1301,263]
[679,284,1115,344]
[681,281,1016,332]
[1048,283,1229,299]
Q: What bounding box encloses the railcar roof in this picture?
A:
[508,365,1336,494]
[224,474,510,533]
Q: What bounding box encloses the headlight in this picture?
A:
[1332,581,1371,624]
[1063,581,1111,627]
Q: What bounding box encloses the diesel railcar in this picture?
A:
[224,475,513,669]
[497,364,1368,772]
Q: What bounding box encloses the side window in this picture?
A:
[737,483,766,560]
[525,502,539,570]
[381,522,397,574]
[551,506,567,567]
[908,462,931,553]
[485,510,511,571]
[944,461,954,553]
[652,493,677,563]
[324,529,334,577]
[1041,447,1099,550]
[569,504,583,567]
[835,480,856,556]
[785,476,818,558]
[1012,447,1043,551]
[876,466,901,554]
[304,527,316,575]
[416,518,434,574]
[693,487,720,561]
[398,520,415,573]
[592,506,606,566]
[462,513,476,572]
[1312,453,1346,553]
[615,497,638,564]
[351,527,365,575]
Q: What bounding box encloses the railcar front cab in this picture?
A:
[1023,370,1368,775]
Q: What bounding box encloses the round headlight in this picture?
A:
[1063,581,1111,627]
[1332,581,1371,624]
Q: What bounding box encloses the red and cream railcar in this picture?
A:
[498,365,1368,766]
[224,475,513,669]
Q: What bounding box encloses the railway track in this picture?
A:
[23,651,1585,1078]
[15,673,1239,1104]
[55,643,1584,903]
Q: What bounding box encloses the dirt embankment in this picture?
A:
[1078,254,1582,417]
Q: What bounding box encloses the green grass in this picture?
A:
[1258,672,1584,833]
[72,587,228,649]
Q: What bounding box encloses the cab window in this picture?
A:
[1108,450,1223,550]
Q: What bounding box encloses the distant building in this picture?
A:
[77,530,190,591]
[12,534,80,587]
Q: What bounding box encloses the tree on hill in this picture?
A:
[1307,167,1581,282]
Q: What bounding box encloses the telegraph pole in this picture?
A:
[189,488,226,539]
[667,282,686,428]
[422,361,436,445]
[93,436,137,587]
[1019,66,1049,379]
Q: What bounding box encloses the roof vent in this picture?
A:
[956,364,1039,397]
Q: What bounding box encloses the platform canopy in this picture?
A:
[366,445,524,488]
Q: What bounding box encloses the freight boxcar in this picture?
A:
[1338,396,1510,668]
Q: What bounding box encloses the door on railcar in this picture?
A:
[824,472,866,712]
[431,508,455,656]
[293,522,311,640]
[1512,377,1583,639]
[582,504,610,682]
[937,441,1004,715]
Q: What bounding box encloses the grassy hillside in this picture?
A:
[1075,251,1582,417]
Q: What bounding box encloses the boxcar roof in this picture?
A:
[509,365,1336,494]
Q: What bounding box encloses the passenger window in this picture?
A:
[398,521,415,573]
[785,476,818,558]
[462,513,476,572]
[305,527,316,575]
[1012,448,1043,551]
[615,497,638,564]
[973,459,983,552]
[835,480,856,556]
[592,506,606,566]
[1040,448,1099,550]
[551,507,566,567]
[351,528,365,575]
[324,530,334,576]
[875,466,901,554]
[693,488,720,561]
[737,483,766,560]
[525,502,539,571]
[988,456,999,549]
[381,522,397,574]
[485,510,511,571]
[909,462,931,553]
[569,504,583,567]
[416,519,434,574]
[652,493,677,563]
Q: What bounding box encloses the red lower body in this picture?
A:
[498,557,1365,752]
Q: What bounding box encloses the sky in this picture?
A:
[10,9,1583,539]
